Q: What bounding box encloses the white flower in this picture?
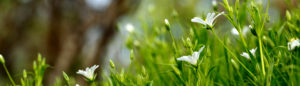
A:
[125,23,134,33]
[76,84,80,86]
[242,26,250,35]
[77,65,99,80]
[191,12,224,27]
[240,52,249,59]
[231,26,250,36]
[231,59,239,68]
[231,59,236,65]
[85,0,112,11]
[177,46,205,65]
[249,25,253,29]
[212,0,217,7]
[240,48,257,59]
[164,19,170,26]
[231,28,239,36]
[288,38,300,51]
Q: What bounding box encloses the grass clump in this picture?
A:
[1,0,300,86]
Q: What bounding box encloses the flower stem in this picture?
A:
[237,27,248,49]
[237,27,255,57]
[257,0,270,77]
[90,81,96,86]
[168,30,176,44]
[2,63,16,86]
[168,30,178,54]
[211,29,256,80]
[258,36,266,76]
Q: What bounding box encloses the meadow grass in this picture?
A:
[0,0,300,86]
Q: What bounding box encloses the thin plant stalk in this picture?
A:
[211,28,256,80]
[258,37,266,76]
[236,26,255,59]
[257,0,270,76]
[2,63,16,86]
[168,29,178,52]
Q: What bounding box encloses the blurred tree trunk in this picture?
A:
[0,0,136,85]
[0,0,39,76]
[45,0,132,85]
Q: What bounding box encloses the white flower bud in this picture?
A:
[125,23,134,33]
[164,19,170,26]
[0,54,5,64]
[212,0,217,7]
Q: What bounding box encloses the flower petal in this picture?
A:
[231,28,239,35]
[241,52,250,59]
[90,65,99,72]
[177,56,196,65]
[177,56,192,62]
[77,65,99,80]
[206,13,212,22]
[207,13,215,25]
[250,48,257,56]
[194,46,205,60]
[210,11,224,25]
[213,12,224,20]
[289,39,300,51]
[77,70,89,78]
[198,46,206,54]
[191,17,206,25]
[192,52,199,60]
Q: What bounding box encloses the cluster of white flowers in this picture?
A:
[77,65,99,81]
[177,46,205,65]
[79,4,298,84]
[288,38,300,51]
[240,48,257,59]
